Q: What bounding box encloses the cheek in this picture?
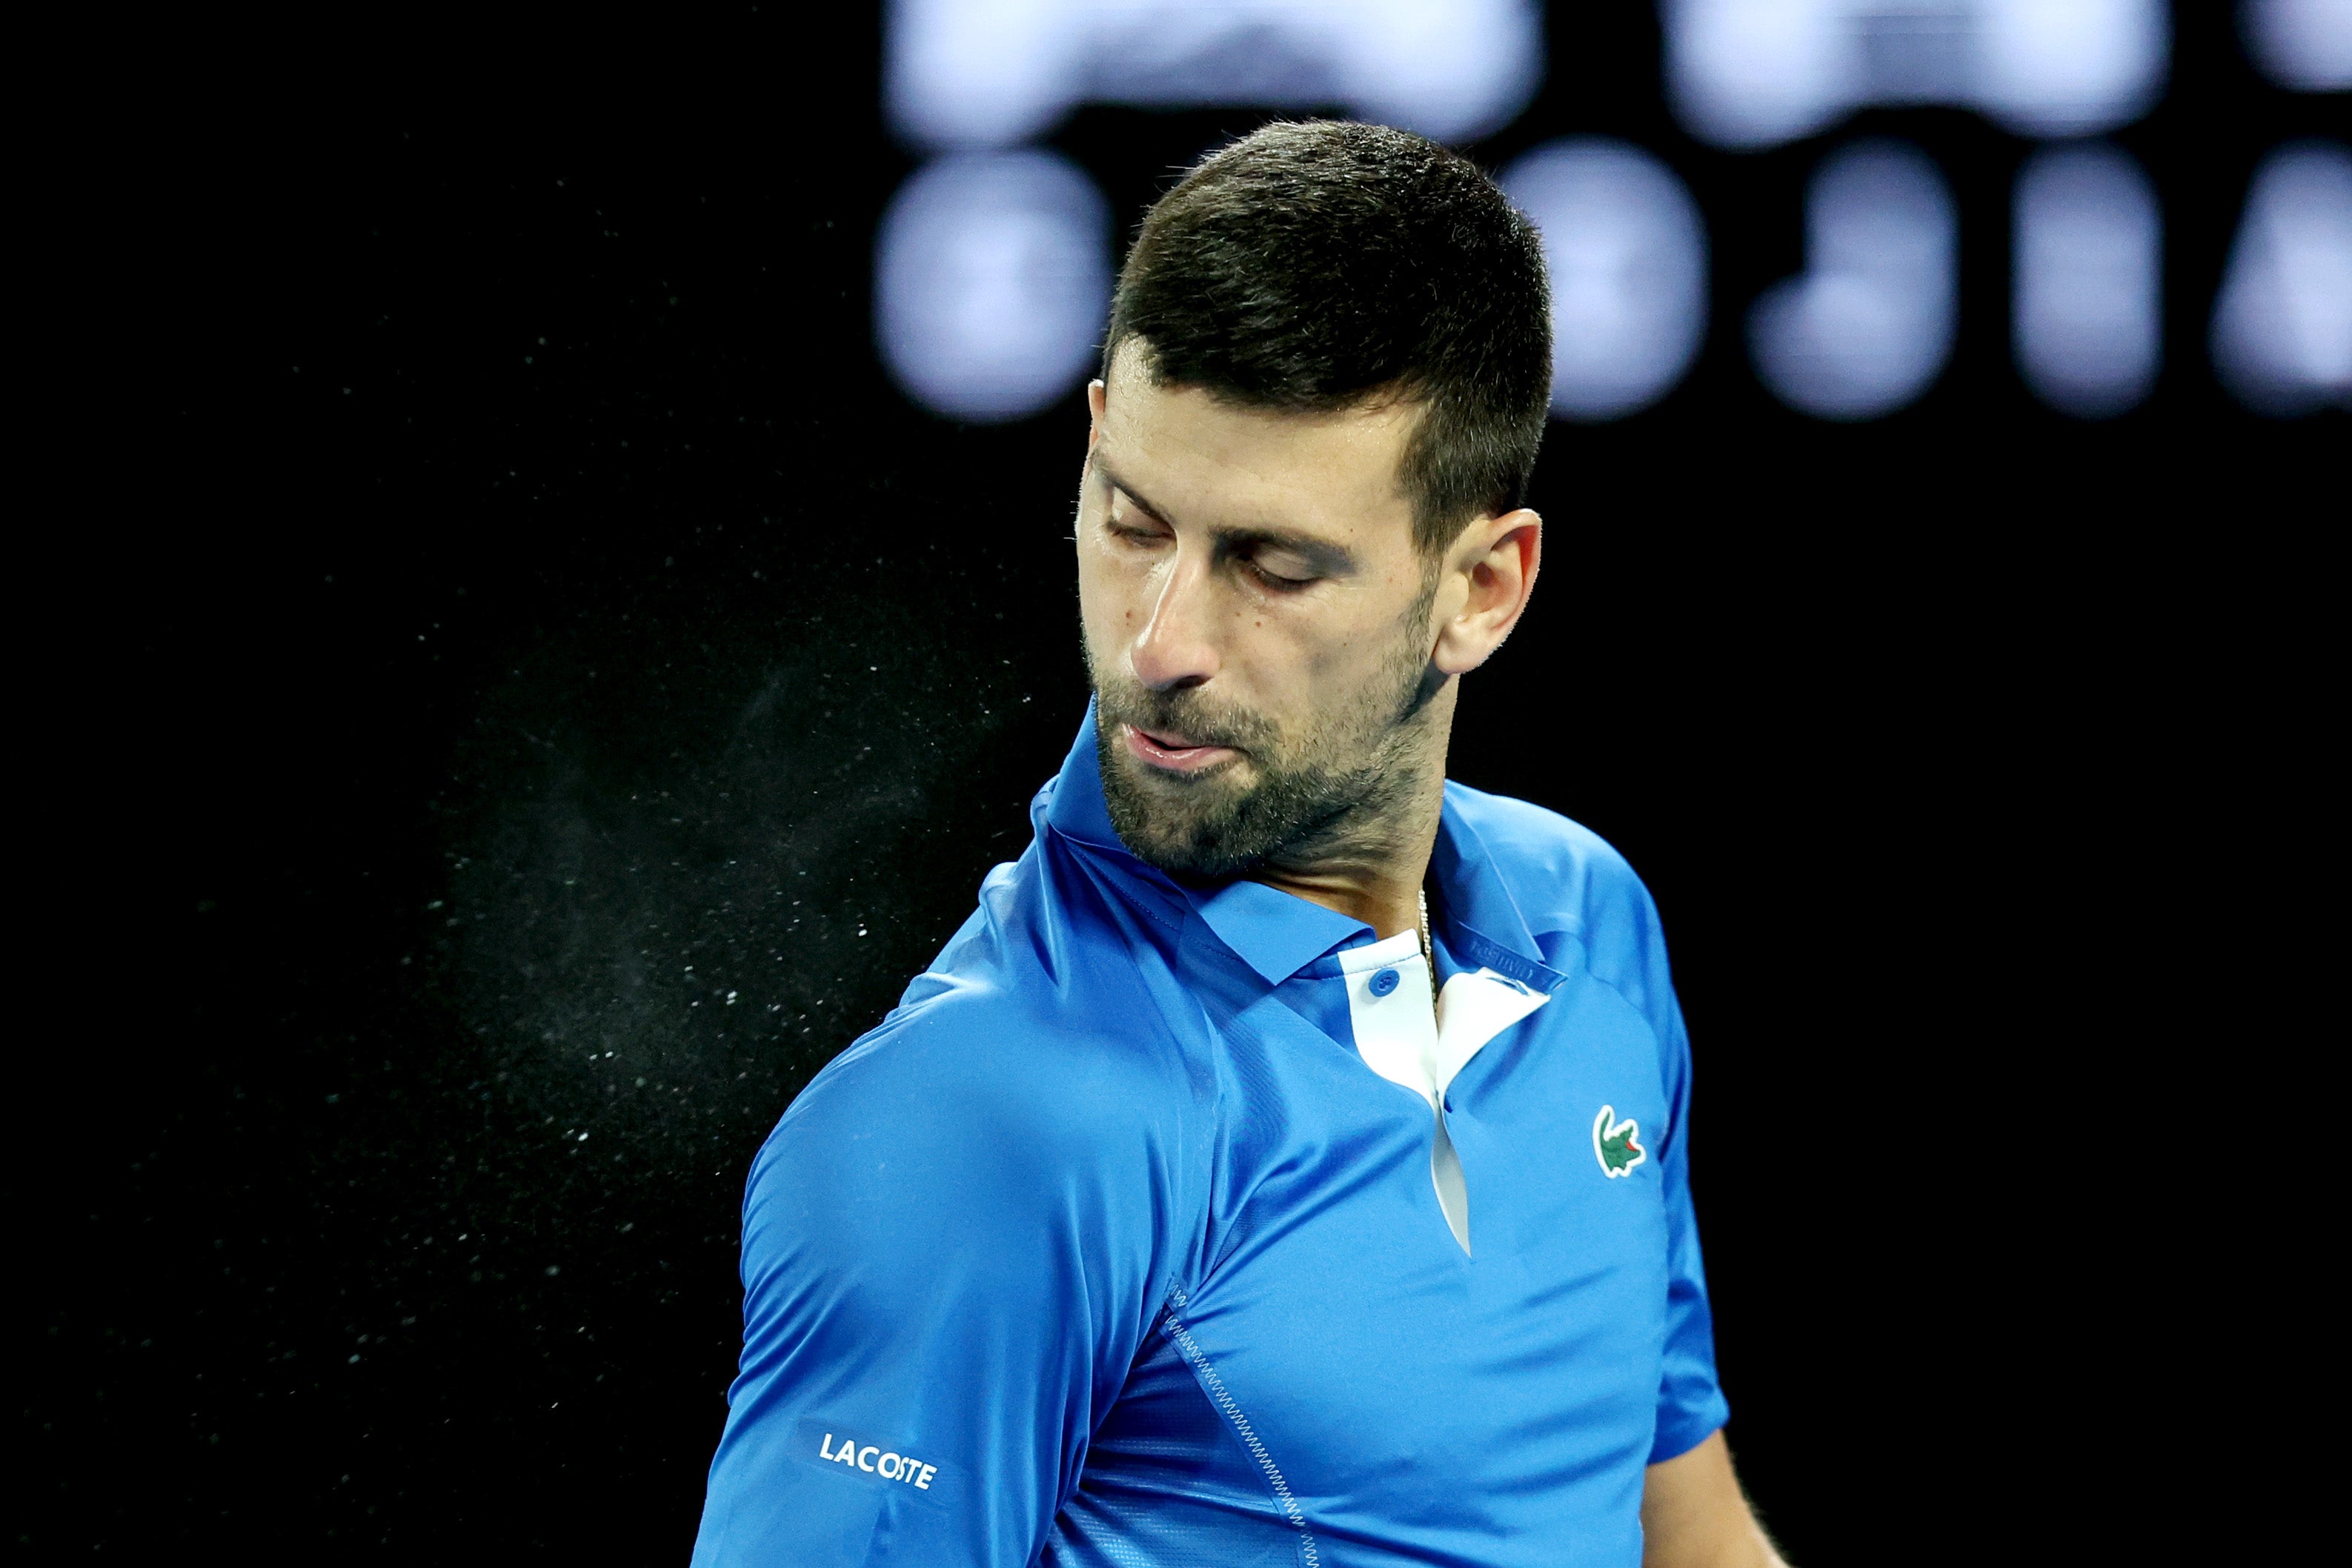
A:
[1080,530,1174,615]
[1073,549,1136,658]
[1283,602,1424,709]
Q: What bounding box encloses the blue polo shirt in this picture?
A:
[693,707,1729,1567]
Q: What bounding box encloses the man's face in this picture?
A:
[1076,346,1444,878]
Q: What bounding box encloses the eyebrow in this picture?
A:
[1093,459,1359,578]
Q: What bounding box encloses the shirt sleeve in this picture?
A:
[1647,988,1732,1463]
[690,1008,1191,1566]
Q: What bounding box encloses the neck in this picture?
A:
[1249,681,1453,941]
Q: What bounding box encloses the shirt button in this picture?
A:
[1369,967,1400,997]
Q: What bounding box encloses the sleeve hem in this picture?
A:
[1647,1395,1731,1466]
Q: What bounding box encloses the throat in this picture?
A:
[1249,837,1435,944]
[1248,765,1446,943]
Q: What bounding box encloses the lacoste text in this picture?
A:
[819,1431,937,1489]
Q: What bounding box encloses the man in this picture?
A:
[694,122,1789,1567]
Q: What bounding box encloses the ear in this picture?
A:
[1431,508,1541,677]
[1086,378,1107,455]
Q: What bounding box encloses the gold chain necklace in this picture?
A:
[1418,886,1437,1017]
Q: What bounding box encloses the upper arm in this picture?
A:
[1650,986,1732,1462]
[691,1021,1194,1566]
[1641,1431,1790,1568]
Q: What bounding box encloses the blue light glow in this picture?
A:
[874,150,1113,423]
[887,0,1544,150]
[2243,0,2352,90]
[2211,142,2352,416]
[1664,0,2170,150]
[1749,140,1956,420]
[2013,142,2162,418]
[1500,139,1710,420]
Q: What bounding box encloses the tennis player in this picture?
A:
[693,121,1790,1568]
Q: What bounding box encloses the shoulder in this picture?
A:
[1443,781,1676,1026]
[746,906,1215,1254]
[731,810,1215,1341]
[786,977,1205,1161]
[736,986,1213,1314]
[1444,782,1656,937]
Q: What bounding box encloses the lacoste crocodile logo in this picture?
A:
[1592,1105,1646,1177]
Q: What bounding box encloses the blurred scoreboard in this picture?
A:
[872,0,2351,425]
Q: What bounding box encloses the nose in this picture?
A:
[1129,542,1221,692]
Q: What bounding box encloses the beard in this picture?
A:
[1087,586,1441,881]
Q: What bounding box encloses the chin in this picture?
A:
[1102,770,1256,877]
[1118,826,1266,882]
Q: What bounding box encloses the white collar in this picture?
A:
[1336,931,1549,1112]
[1334,932,1550,1257]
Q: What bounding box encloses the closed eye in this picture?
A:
[1106,518,1169,548]
[1242,553,1318,591]
[1103,496,1170,548]
[1228,535,1330,590]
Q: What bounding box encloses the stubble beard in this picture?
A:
[1087,582,1441,881]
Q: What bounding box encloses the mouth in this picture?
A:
[1121,722,1240,776]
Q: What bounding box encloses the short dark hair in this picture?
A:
[1104,120,1552,557]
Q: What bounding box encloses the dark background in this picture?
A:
[30,4,2337,1561]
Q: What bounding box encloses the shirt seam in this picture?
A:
[1160,1289,1321,1568]
[1569,951,1680,1137]
[1050,826,1185,936]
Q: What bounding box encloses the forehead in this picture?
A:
[1097,345,1420,547]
